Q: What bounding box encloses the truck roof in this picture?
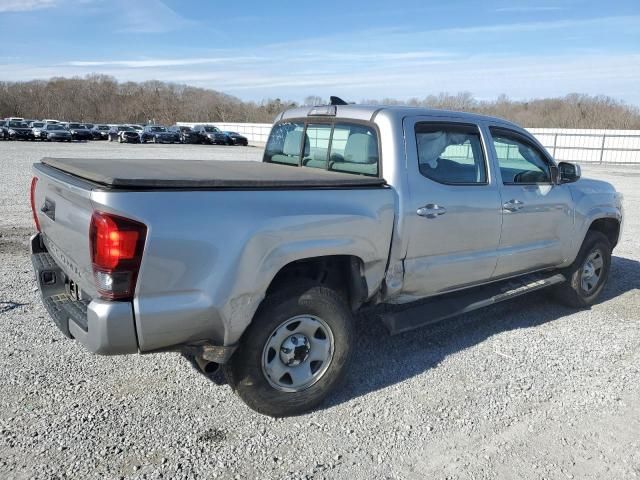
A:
[278,104,522,130]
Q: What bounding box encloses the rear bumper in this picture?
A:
[30,233,138,355]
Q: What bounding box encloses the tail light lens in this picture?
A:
[30,177,41,232]
[90,211,147,300]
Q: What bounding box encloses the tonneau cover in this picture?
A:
[40,157,385,189]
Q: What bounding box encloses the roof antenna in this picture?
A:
[329,96,348,106]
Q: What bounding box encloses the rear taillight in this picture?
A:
[30,177,41,232]
[89,211,147,300]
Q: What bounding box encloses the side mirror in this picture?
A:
[557,162,581,184]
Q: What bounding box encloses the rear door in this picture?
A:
[487,126,574,277]
[401,117,502,298]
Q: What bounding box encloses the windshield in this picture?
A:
[68,123,84,129]
[119,126,134,132]
[204,126,219,133]
[149,126,167,132]
[97,125,109,130]
[9,121,28,128]
[32,123,44,128]
[48,125,65,130]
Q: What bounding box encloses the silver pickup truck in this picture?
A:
[30,104,623,416]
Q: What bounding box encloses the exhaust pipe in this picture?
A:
[194,355,219,375]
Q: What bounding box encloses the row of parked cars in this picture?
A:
[0,117,249,146]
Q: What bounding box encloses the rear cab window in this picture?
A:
[264,120,380,177]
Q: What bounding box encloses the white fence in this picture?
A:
[178,122,272,144]
[528,128,640,164]
[178,122,640,165]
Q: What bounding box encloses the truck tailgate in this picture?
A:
[33,163,98,297]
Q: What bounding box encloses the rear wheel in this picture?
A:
[225,284,353,417]
[553,230,612,308]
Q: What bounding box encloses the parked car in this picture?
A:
[108,125,140,143]
[29,121,45,138]
[192,124,232,145]
[67,123,93,141]
[140,125,180,144]
[223,131,249,146]
[29,103,623,417]
[129,124,144,133]
[0,120,8,140]
[38,123,72,141]
[91,125,111,140]
[6,120,35,140]
[169,125,201,144]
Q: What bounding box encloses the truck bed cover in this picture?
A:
[40,157,385,189]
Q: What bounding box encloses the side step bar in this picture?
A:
[380,272,566,335]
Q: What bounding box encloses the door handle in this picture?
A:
[417,204,447,218]
[503,199,524,212]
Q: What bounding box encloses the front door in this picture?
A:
[401,117,503,300]
[488,126,574,277]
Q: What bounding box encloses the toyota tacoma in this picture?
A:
[30,103,623,416]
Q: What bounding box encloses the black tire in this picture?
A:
[553,230,612,308]
[225,284,353,417]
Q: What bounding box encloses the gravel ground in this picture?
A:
[0,141,638,480]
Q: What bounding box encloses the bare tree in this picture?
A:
[1,75,639,128]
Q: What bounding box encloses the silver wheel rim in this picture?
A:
[581,249,604,294]
[261,315,334,393]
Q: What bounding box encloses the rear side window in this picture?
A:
[415,123,487,184]
[264,121,380,177]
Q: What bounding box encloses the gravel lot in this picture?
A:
[1,141,638,479]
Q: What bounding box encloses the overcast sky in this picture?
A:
[0,0,638,104]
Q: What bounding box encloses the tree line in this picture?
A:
[1,75,639,129]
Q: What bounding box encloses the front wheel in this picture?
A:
[553,230,612,308]
[225,284,353,417]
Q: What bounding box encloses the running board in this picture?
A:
[380,272,566,335]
